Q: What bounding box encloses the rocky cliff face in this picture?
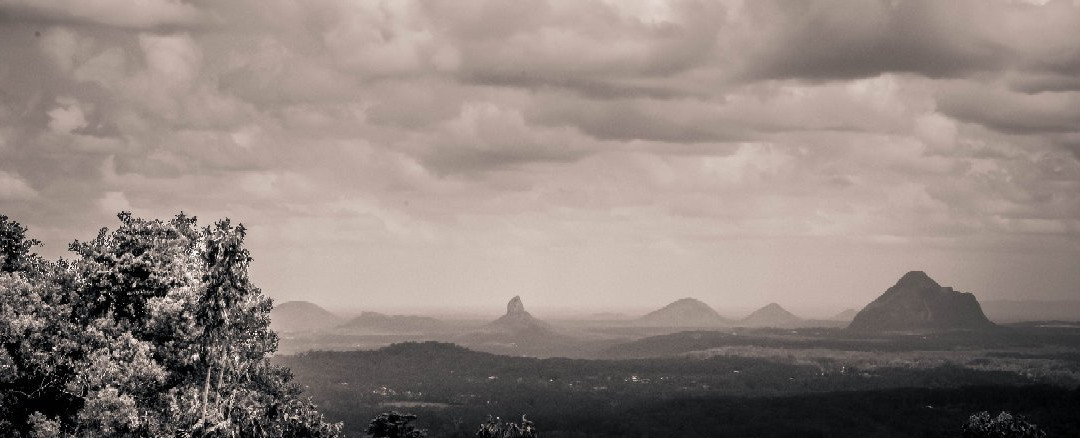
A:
[638,298,728,327]
[847,271,994,332]
[507,295,526,315]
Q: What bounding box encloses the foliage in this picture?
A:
[963,411,1046,438]
[0,214,41,274]
[278,340,1080,437]
[0,212,341,437]
[476,415,537,438]
[367,411,427,438]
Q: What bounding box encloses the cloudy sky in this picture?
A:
[1,0,1079,317]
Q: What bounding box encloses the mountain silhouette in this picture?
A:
[458,296,570,353]
[269,301,342,333]
[638,298,728,327]
[740,303,802,328]
[338,311,447,334]
[848,271,994,332]
[487,295,553,333]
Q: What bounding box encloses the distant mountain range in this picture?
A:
[637,298,729,327]
[271,270,1026,340]
[270,301,342,333]
[740,303,802,328]
[847,271,994,332]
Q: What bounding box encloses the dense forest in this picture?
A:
[278,342,1079,437]
[0,213,339,437]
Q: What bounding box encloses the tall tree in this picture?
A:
[1,212,341,437]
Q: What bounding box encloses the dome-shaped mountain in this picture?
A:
[638,298,728,327]
[740,303,802,328]
[847,271,994,332]
[270,301,342,333]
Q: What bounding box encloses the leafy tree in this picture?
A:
[476,415,537,438]
[367,411,427,438]
[963,411,1045,438]
[0,258,85,435]
[0,212,341,437]
[0,214,41,274]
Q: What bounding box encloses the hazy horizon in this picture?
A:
[2,0,1079,313]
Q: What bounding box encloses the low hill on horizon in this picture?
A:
[338,311,448,334]
[980,299,1080,323]
[270,300,342,333]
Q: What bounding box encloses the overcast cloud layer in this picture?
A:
[1,0,1079,316]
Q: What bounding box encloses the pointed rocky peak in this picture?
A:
[487,296,551,333]
[895,271,940,289]
[507,295,526,315]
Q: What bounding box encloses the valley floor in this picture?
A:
[275,324,1080,437]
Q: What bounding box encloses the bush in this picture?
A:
[962,411,1045,438]
[476,415,538,438]
[367,411,427,438]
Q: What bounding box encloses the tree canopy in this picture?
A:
[0,212,341,437]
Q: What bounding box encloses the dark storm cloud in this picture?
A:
[441,0,726,101]
[937,86,1080,135]
[539,103,737,143]
[740,0,1005,82]
[1007,72,1080,94]
[422,146,585,177]
[738,0,1080,84]
[459,72,690,100]
[0,0,203,30]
